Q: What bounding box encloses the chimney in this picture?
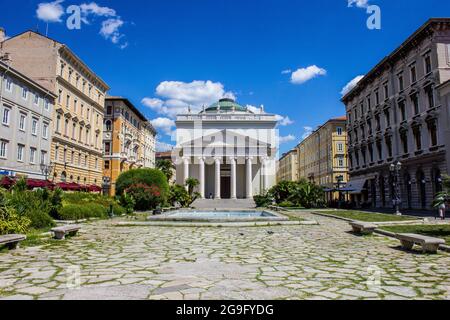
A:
[0,28,5,42]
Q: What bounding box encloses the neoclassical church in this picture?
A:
[175,98,278,199]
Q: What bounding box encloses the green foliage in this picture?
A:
[0,190,31,235]
[254,192,273,207]
[125,183,163,211]
[115,169,169,210]
[433,175,450,208]
[254,179,325,209]
[185,178,200,196]
[118,193,136,214]
[168,183,200,208]
[156,159,175,182]
[58,203,108,220]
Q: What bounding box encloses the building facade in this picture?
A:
[103,97,156,195]
[1,31,109,187]
[0,61,56,180]
[276,149,298,182]
[342,19,450,209]
[296,116,349,200]
[175,98,278,199]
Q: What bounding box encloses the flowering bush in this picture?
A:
[125,183,164,211]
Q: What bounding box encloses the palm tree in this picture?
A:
[433,175,450,208]
[156,160,174,182]
[185,178,199,196]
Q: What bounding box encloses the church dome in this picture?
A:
[201,98,252,113]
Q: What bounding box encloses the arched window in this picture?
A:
[417,170,426,209]
[105,120,112,131]
[61,171,67,182]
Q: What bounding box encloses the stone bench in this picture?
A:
[51,225,81,240]
[349,221,377,235]
[0,234,26,250]
[396,233,445,254]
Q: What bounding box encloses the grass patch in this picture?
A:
[319,210,419,222]
[20,228,61,248]
[380,225,450,245]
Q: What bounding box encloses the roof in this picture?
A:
[295,115,347,148]
[0,61,57,98]
[106,96,150,123]
[201,98,252,114]
[342,18,450,103]
[2,30,109,91]
[279,149,297,161]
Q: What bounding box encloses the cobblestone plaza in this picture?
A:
[1,211,449,300]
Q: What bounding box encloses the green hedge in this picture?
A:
[58,203,108,220]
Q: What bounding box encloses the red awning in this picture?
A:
[0,176,16,187]
[26,179,55,189]
[88,185,102,192]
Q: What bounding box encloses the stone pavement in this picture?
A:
[0,211,449,300]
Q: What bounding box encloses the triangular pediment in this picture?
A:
[179,129,272,148]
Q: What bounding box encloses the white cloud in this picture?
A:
[341,75,364,96]
[301,126,314,140]
[279,135,296,144]
[276,115,294,126]
[142,80,235,118]
[80,2,116,19]
[36,0,65,23]
[151,117,175,136]
[290,65,327,85]
[348,0,370,8]
[100,18,125,44]
[156,141,175,152]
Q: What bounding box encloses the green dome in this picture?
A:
[202,98,252,113]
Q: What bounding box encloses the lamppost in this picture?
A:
[40,162,55,181]
[390,161,402,216]
[336,175,344,209]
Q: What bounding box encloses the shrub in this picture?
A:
[279,201,295,208]
[168,182,200,208]
[125,183,163,211]
[58,203,107,220]
[116,169,169,199]
[0,191,31,235]
[254,193,273,207]
[269,181,297,204]
[118,193,136,214]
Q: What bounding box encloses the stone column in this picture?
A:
[262,157,269,192]
[246,157,253,199]
[230,157,237,199]
[183,157,190,189]
[215,157,221,199]
[199,157,205,199]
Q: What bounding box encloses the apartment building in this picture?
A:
[296,117,349,200]
[342,19,450,209]
[276,149,299,183]
[1,31,110,187]
[103,97,156,196]
[0,60,56,180]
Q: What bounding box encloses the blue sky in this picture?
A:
[1,0,450,154]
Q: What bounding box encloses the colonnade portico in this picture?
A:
[181,156,271,199]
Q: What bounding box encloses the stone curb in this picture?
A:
[309,211,424,226]
[114,220,319,228]
[374,229,450,253]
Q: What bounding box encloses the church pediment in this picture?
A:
[178,129,273,148]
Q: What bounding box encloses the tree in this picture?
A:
[156,159,175,182]
[185,178,199,195]
[168,178,200,208]
[433,175,450,208]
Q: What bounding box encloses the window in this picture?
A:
[60,62,64,77]
[368,143,374,162]
[95,158,98,169]
[17,144,24,162]
[31,118,38,136]
[78,153,82,166]
[5,78,12,91]
[398,74,404,91]
[375,114,381,131]
[337,127,343,136]
[429,121,438,147]
[84,155,88,167]
[58,90,62,104]
[43,123,49,139]
[19,114,26,131]
[399,100,406,121]
[360,103,364,115]
[376,141,382,159]
[79,126,83,141]
[426,86,434,109]
[106,105,112,115]
[375,91,380,105]
[40,151,47,165]
[367,96,371,110]
[105,142,111,155]
[412,93,419,115]
[0,140,7,158]
[72,123,76,139]
[63,149,67,163]
[104,160,110,170]
[337,143,344,152]
[105,120,112,131]
[386,137,393,158]
[401,132,408,154]
[34,94,39,105]
[56,115,61,133]
[74,99,78,112]
[22,87,28,100]
[410,65,417,83]
[383,82,389,100]
[44,99,50,111]
[71,151,75,164]
[425,55,432,74]
[55,146,59,161]
[414,127,422,150]
[66,95,70,108]
[64,119,69,136]
[2,107,10,125]
[30,147,36,164]
[87,108,90,120]
[384,110,391,127]
[338,157,344,168]
[86,129,90,145]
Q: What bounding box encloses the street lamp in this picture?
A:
[40,162,55,181]
[390,161,402,216]
[336,175,344,209]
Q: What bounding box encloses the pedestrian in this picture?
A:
[439,201,446,220]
